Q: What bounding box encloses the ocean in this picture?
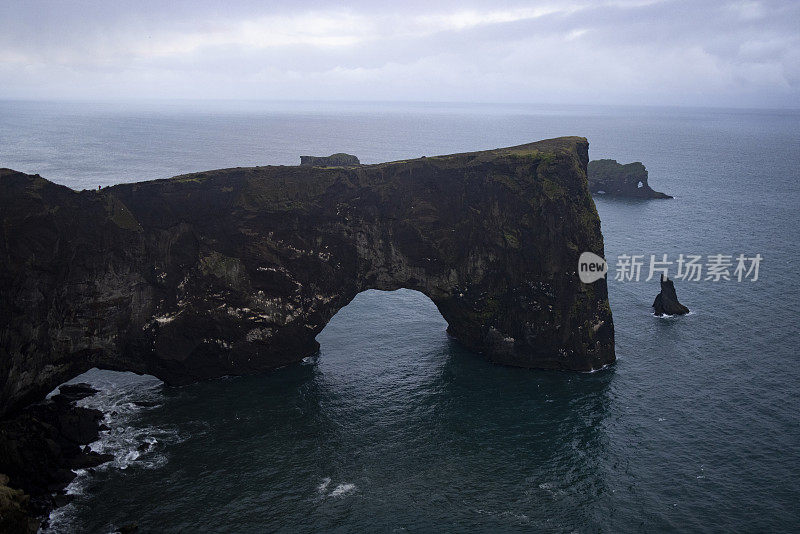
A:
[1,100,798,533]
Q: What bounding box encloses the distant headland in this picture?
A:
[300,153,360,166]
[588,159,672,198]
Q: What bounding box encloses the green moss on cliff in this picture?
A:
[105,197,140,232]
[476,296,501,323]
[540,178,566,200]
[171,173,211,183]
[503,231,520,249]
[491,173,521,192]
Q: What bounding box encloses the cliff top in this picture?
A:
[0,137,589,193]
[161,136,588,184]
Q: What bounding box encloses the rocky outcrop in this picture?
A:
[0,136,615,417]
[0,384,111,531]
[653,274,689,316]
[300,153,360,167]
[588,159,672,198]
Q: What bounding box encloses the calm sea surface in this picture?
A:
[1,101,798,533]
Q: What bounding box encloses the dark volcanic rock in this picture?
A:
[300,153,360,167]
[653,274,690,316]
[0,402,111,494]
[0,137,615,418]
[0,389,111,530]
[588,159,672,198]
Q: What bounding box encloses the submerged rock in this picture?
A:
[653,274,690,316]
[588,159,672,198]
[0,136,615,418]
[300,153,360,166]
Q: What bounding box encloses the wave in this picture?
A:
[317,478,356,498]
[329,483,356,497]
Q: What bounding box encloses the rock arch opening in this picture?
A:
[316,288,450,359]
[314,289,452,391]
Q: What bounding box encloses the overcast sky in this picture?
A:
[1,0,798,108]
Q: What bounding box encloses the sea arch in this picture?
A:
[0,137,614,416]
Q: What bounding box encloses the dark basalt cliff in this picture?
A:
[0,136,614,417]
[588,159,672,198]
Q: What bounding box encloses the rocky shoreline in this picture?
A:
[0,384,111,533]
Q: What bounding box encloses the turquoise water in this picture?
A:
[2,101,799,532]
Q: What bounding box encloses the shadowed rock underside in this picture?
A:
[0,136,614,416]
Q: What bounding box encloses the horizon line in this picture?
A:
[1,97,798,113]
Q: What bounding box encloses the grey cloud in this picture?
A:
[0,0,797,107]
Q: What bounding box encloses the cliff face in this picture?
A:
[588,159,672,198]
[0,137,614,416]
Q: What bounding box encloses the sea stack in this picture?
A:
[653,274,690,316]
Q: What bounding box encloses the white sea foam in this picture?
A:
[42,469,92,533]
[329,483,356,497]
[537,481,567,496]
[653,310,696,319]
[71,371,182,471]
[43,504,77,533]
[317,478,356,497]
[583,362,614,373]
[499,510,530,522]
[473,508,530,523]
[43,369,182,531]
